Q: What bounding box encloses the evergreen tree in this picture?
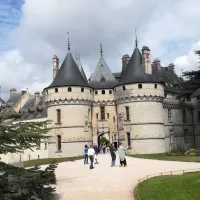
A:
[178,50,200,99]
[0,113,57,200]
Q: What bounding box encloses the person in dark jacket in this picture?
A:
[84,145,89,164]
[110,143,117,167]
[93,144,99,164]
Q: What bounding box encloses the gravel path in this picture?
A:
[54,154,200,200]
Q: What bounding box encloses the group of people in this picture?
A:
[84,143,129,169]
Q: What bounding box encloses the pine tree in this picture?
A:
[0,113,57,200]
[178,50,200,99]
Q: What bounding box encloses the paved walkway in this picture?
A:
[54,154,200,200]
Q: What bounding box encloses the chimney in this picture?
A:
[121,54,130,71]
[168,63,175,73]
[53,55,59,80]
[34,91,40,106]
[142,46,152,74]
[10,88,17,97]
[21,90,26,95]
[152,58,161,67]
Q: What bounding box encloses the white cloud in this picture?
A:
[174,42,200,75]
[1,0,200,100]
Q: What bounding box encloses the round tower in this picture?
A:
[44,42,93,158]
[115,44,166,154]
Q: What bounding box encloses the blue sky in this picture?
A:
[0,0,24,52]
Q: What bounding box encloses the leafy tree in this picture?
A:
[178,50,200,99]
[0,113,57,200]
[100,136,110,146]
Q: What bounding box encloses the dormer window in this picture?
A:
[68,87,72,92]
[55,88,58,93]
[102,90,105,95]
[95,91,98,95]
[122,86,126,90]
[138,84,142,89]
[81,88,84,92]
[155,84,157,89]
[101,76,105,82]
[109,90,112,94]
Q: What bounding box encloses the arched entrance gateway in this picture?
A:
[97,132,110,147]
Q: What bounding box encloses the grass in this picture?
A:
[138,171,200,200]
[128,153,200,162]
[24,156,83,168]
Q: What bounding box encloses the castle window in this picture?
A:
[114,134,116,140]
[96,113,99,119]
[56,109,61,123]
[127,132,131,146]
[90,89,92,93]
[183,109,187,123]
[113,116,115,122]
[55,88,58,93]
[125,106,130,120]
[107,113,109,119]
[109,90,112,94]
[164,93,167,98]
[46,90,48,94]
[95,91,98,95]
[28,155,30,160]
[36,139,40,150]
[44,143,47,150]
[155,84,157,89]
[38,155,40,159]
[168,109,172,123]
[81,88,84,92]
[102,90,105,95]
[198,111,200,122]
[57,135,61,151]
[100,106,105,120]
[122,86,126,90]
[68,87,72,92]
[138,84,142,89]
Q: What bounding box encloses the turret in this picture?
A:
[44,33,93,158]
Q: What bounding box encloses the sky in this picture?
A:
[0,0,200,100]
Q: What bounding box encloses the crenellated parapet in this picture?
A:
[114,83,164,104]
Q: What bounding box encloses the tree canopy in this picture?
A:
[178,50,200,99]
[0,113,57,200]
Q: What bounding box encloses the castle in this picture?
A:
[1,37,200,164]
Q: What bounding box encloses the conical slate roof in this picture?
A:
[47,52,89,88]
[76,58,88,82]
[119,47,160,85]
[89,56,117,89]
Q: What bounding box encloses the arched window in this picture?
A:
[109,90,112,94]
[95,91,98,95]
[102,90,105,94]
[155,84,157,89]
[81,88,84,92]
[55,88,58,93]
[68,87,72,92]
[122,86,126,90]
[138,84,142,89]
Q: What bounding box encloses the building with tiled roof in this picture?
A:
[1,36,200,164]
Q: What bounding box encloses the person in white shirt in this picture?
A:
[88,145,95,169]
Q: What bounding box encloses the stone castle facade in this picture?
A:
[1,38,200,164]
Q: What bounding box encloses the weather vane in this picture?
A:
[67,32,70,52]
[135,28,138,47]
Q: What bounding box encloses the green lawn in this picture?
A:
[128,153,200,162]
[138,171,200,200]
[24,156,83,168]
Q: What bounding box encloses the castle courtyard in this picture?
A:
[53,154,200,200]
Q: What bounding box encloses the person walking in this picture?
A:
[102,144,106,154]
[118,143,129,167]
[110,143,117,167]
[88,145,95,169]
[84,145,89,164]
[93,144,99,164]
